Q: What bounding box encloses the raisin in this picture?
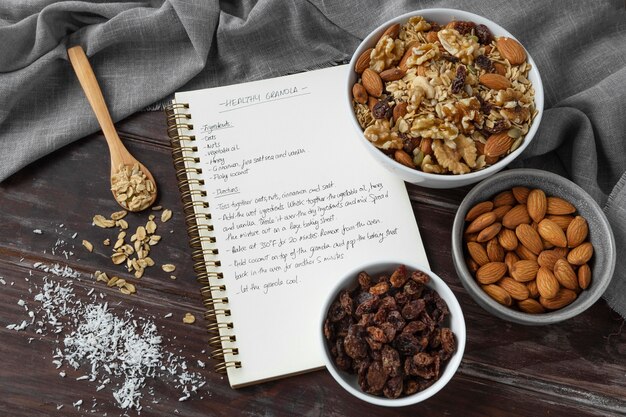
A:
[355,357,371,390]
[354,290,373,307]
[394,333,420,356]
[365,335,383,351]
[367,326,387,343]
[372,100,392,119]
[450,65,467,94]
[355,295,379,317]
[441,53,460,63]
[411,270,430,285]
[402,135,421,155]
[389,264,409,288]
[485,119,511,134]
[323,319,333,340]
[379,295,397,311]
[334,354,352,371]
[404,280,423,297]
[476,95,494,115]
[402,320,427,335]
[386,310,406,331]
[335,316,351,338]
[402,299,426,320]
[429,328,442,349]
[412,353,436,379]
[357,271,372,290]
[475,24,493,45]
[380,322,397,343]
[383,376,404,399]
[441,328,456,356]
[344,328,368,359]
[381,345,401,377]
[357,313,373,327]
[366,361,389,392]
[369,281,390,296]
[429,21,441,32]
[404,379,420,395]
[373,307,389,326]
[475,55,494,73]
[453,20,475,35]
[339,290,353,315]
[394,291,409,306]
[328,301,345,322]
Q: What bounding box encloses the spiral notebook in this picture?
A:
[165,65,428,388]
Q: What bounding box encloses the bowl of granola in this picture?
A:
[347,9,544,188]
[320,262,466,406]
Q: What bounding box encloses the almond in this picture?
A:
[493,191,516,207]
[393,102,408,121]
[352,83,368,104]
[537,219,567,248]
[553,247,569,258]
[493,62,507,76]
[465,211,497,234]
[380,67,406,82]
[510,259,539,282]
[527,189,547,223]
[477,222,502,243]
[567,242,593,265]
[553,258,579,290]
[482,284,512,306]
[416,64,427,77]
[498,228,519,251]
[479,73,512,90]
[355,48,373,73]
[502,204,530,229]
[394,150,415,168]
[487,239,505,262]
[542,238,555,250]
[398,41,417,72]
[578,263,592,290]
[484,132,513,158]
[381,23,401,40]
[537,250,564,270]
[368,97,378,113]
[476,262,507,284]
[361,68,383,98]
[515,244,538,261]
[419,30,436,43]
[498,277,529,301]
[547,215,574,231]
[496,37,526,65]
[420,137,433,155]
[536,267,560,299]
[515,224,543,255]
[526,280,540,299]
[566,216,588,248]
[540,289,577,310]
[467,242,489,266]
[466,257,480,274]
[504,251,520,275]
[512,186,530,204]
[547,197,576,215]
[465,232,478,242]
[492,205,512,221]
[518,298,545,314]
[465,201,494,222]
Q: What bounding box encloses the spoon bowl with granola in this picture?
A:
[347,9,544,188]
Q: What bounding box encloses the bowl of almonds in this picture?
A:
[347,9,544,188]
[320,262,465,406]
[451,169,616,325]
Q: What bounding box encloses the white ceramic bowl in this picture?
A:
[319,261,466,407]
[346,8,544,188]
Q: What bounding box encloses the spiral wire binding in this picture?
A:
[165,102,242,373]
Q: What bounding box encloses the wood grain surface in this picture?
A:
[1,111,625,417]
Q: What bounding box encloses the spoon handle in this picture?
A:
[67,45,124,163]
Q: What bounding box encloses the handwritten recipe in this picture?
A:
[175,66,428,385]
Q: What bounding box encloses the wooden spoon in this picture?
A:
[67,45,157,212]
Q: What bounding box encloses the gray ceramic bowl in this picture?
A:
[451,169,616,325]
[319,261,466,406]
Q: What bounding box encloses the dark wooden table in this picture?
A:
[1,111,625,417]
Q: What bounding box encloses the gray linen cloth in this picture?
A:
[1,0,625,316]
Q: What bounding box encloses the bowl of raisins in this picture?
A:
[347,8,544,188]
[320,262,466,406]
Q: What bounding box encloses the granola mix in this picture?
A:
[352,16,537,175]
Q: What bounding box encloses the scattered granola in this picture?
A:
[161,209,173,223]
[82,240,93,253]
[182,313,196,324]
[352,16,537,175]
[111,163,156,211]
[162,264,176,273]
